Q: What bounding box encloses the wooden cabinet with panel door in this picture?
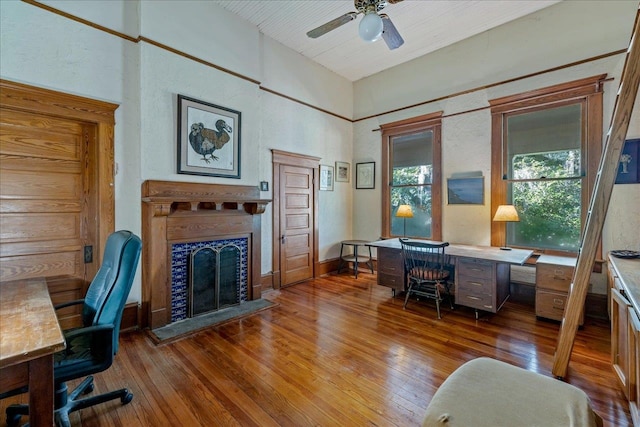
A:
[608,255,640,426]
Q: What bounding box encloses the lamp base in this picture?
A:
[499,247,512,251]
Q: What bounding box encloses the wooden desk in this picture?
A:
[369,239,533,316]
[0,278,65,427]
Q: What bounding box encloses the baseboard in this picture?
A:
[317,258,341,276]
[261,272,274,291]
[121,302,139,332]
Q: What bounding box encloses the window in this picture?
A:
[490,75,604,254]
[381,113,443,239]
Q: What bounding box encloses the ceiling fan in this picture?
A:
[306,0,405,50]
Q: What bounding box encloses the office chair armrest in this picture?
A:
[64,323,114,341]
[55,299,85,310]
[63,324,115,359]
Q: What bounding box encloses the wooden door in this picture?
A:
[271,150,319,288]
[279,164,314,286]
[0,80,116,329]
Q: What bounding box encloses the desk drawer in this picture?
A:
[458,258,493,280]
[535,290,566,321]
[535,289,584,324]
[458,276,493,295]
[457,290,494,312]
[378,272,404,288]
[536,263,573,292]
[378,247,403,270]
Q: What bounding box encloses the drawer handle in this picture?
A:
[483,305,493,309]
[469,281,483,287]
[553,298,564,305]
[467,296,481,301]
[553,276,566,280]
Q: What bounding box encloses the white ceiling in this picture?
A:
[212,0,562,82]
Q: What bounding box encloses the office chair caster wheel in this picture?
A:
[6,413,21,427]
[121,391,133,405]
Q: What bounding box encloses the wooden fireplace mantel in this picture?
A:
[141,180,271,329]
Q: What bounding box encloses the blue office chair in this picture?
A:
[400,239,453,319]
[4,230,142,427]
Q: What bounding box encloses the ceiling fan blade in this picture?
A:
[307,12,358,38]
[380,14,404,50]
[387,0,404,3]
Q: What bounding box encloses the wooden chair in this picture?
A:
[400,239,452,319]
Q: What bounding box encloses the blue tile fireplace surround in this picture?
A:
[170,238,248,323]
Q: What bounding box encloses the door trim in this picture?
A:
[0,79,117,267]
[271,149,320,289]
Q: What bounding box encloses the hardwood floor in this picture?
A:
[1,272,631,426]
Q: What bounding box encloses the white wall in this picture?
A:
[0,0,353,302]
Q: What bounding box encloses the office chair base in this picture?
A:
[6,376,133,427]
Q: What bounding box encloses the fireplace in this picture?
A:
[171,238,247,322]
[141,180,270,329]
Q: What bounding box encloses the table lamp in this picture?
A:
[395,204,413,237]
[493,204,520,250]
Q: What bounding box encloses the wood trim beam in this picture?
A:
[20,0,630,125]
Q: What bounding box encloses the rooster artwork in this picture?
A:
[188,119,233,163]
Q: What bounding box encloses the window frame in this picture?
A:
[380,112,443,240]
[490,75,605,256]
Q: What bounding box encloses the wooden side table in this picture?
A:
[338,240,374,279]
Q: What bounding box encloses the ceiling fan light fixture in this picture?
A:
[359,11,383,42]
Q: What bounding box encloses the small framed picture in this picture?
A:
[447,177,484,204]
[356,162,375,189]
[320,165,334,191]
[335,161,350,182]
[616,138,639,184]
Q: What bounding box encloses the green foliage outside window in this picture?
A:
[391,165,433,238]
[510,150,582,251]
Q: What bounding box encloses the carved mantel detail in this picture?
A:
[141,180,271,330]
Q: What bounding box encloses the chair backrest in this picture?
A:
[400,239,450,282]
[82,230,142,353]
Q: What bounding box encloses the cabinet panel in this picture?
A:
[629,307,640,426]
[612,286,632,400]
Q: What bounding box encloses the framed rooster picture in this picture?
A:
[177,94,241,178]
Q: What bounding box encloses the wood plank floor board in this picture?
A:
[0,272,631,426]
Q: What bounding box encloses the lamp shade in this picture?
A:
[359,11,383,42]
[493,205,520,222]
[396,204,413,218]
